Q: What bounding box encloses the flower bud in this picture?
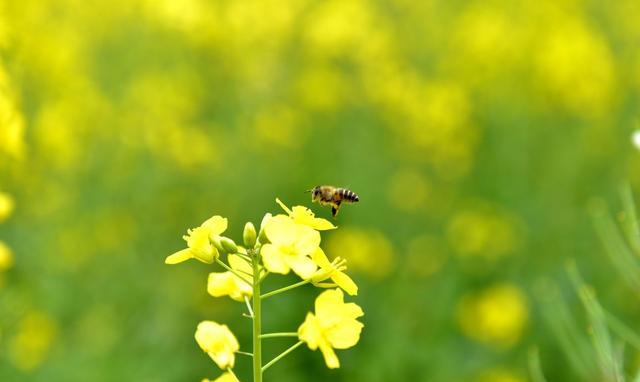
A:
[258,213,272,244]
[243,222,257,248]
[220,237,238,253]
[211,236,225,252]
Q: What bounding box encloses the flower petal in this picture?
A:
[318,341,340,369]
[195,321,239,369]
[311,247,332,268]
[332,271,358,296]
[292,224,321,256]
[201,215,228,236]
[325,319,364,349]
[287,254,317,280]
[260,244,290,274]
[207,272,251,301]
[298,313,320,349]
[264,215,298,245]
[165,248,193,264]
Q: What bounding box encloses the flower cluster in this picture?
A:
[166,198,364,381]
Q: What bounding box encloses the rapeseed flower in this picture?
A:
[207,254,253,301]
[261,215,320,279]
[276,198,336,230]
[310,248,358,296]
[195,320,239,369]
[298,289,364,368]
[166,216,228,264]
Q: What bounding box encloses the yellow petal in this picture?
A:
[286,255,317,279]
[207,272,252,301]
[325,319,364,349]
[264,215,298,244]
[298,313,321,349]
[260,244,290,274]
[186,226,216,263]
[201,215,228,236]
[318,341,340,369]
[209,351,235,370]
[311,248,332,268]
[290,206,336,230]
[292,224,321,256]
[195,321,239,370]
[332,271,358,296]
[165,248,193,264]
[211,372,240,382]
[315,288,344,315]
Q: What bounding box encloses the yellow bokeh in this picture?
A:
[0,66,26,159]
[325,227,395,279]
[0,191,14,222]
[447,202,523,262]
[457,283,528,349]
[0,240,13,271]
[9,311,59,371]
[476,368,526,382]
[534,14,615,117]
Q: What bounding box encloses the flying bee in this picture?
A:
[307,185,360,217]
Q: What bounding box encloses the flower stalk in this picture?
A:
[261,279,312,300]
[252,249,263,382]
[260,332,298,339]
[262,341,304,372]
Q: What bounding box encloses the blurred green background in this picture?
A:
[1,0,640,381]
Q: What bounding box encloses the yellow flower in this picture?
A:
[208,254,253,301]
[298,289,364,369]
[165,216,228,264]
[202,372,240,382]
[0,241,13,271]
[261,215,320,279]
[310,248,358,296]
[195,321,239,370]
[0,192,14,223]
[276,198,336,230]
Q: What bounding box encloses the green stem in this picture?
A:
[262,341,304,372]
[260,332,298,339]
[252,251,262,382]
[215,258,252,287]
[261,279,311,300]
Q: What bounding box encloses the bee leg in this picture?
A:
[331,202,341,218]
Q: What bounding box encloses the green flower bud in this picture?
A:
[219,237,238,253]
[211,236,225,252]
[258,213,272,244]
[243,222,257,248]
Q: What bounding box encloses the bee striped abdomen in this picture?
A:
[337,188,359,203]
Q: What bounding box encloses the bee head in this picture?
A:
[306,186,321,202]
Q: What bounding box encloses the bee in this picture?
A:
[307,185,360,217]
